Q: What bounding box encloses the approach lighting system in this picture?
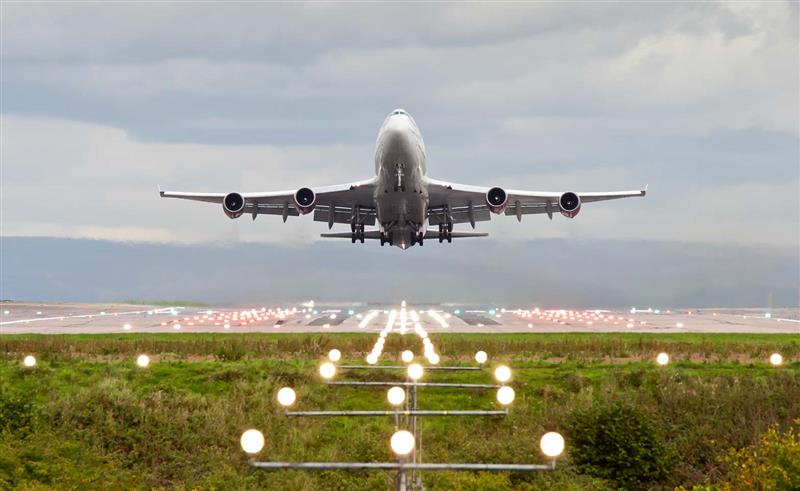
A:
[769,353,783,366]
[656,352,670,366]
[319,362,336,379]
[401,350,414,363]
[387,386,406,406]
[123,323,132,331]
[366,354,378,365]
[240,429,265,454]
[277,387,297,407]
[136,354,150,368]
[390,430,416,456]
[328,349,342,362]
[407,363,424,381]
[540,432,565,458]
[494,365,511,383]
[23,355,36,367]
[475,351,488,364]
[496,386,515,406]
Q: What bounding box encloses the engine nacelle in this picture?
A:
[294,187,316,215]
[485,187,509,214]
[222,192,246,219]
[559,191,581,218]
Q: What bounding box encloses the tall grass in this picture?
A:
[0,333,798,490]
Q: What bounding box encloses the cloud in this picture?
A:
[1,114,796,246]
[3,236,797,307]
[1,3,797,248]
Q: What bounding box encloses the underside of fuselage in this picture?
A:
[374,111,429,250]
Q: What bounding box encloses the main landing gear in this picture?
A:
[410,232,424,246]
[350,223,365,243]
[380,232,393,247]
[438,222,453,243]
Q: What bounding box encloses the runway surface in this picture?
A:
[1,301,797,334]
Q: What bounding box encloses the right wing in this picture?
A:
[159,178,378,226]
[425,177,646,226]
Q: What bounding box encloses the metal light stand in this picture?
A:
[249,364,558,491]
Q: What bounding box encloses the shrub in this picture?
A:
[719,421,800,490]
[0,390,37,434]
[567,401,671,489]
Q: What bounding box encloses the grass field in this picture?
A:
[1,333,798,490]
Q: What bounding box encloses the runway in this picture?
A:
[1,301,797,334]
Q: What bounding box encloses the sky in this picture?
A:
[1,3,798,305]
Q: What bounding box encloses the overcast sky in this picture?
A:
[2,2,797,245]
[1,3,798,305]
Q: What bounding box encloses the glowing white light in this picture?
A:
[475,351,488,364]
[407,363,424,381]
[540,432,565,458]
[136,354,150,368]
[366,354,378,365]
[496,386,516,405]
[390,430,415,456]
[328,349,342,362]
[494,365,512,383]
[387,386,406,406]
[277,387,297,407]
[173,323,181,330]
[428,353,440,365]
[123,324,132,331]
[224,324,230,329]
[401,350,414,363]
[656,352,669,366]
[3,310,9,315]
[676,322,684,328]
[319,362,336,379]
[23,355,36,367]
[240,429,265,454]
[769,353,783,366]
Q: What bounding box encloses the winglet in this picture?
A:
[158,185,165,198]
[643,184,648,196]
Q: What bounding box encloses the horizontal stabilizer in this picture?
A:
[320,231,488,240]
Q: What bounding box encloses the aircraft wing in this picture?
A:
[159,178,378,226]
[425,177,646,225]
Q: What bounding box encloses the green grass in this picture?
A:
[1,333,798,490]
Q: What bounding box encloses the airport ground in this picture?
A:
[1,324,798,490]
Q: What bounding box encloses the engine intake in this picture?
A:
[558,191,581,218]
[222,192,246,219]
[294,187,316,215]
[486,187,509,214]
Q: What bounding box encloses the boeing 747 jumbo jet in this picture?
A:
[160,109,646,249]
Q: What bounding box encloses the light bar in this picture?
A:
[285,410,508,417]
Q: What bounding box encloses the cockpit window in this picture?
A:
[393,109,406,115]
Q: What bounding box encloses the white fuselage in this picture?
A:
[373,109,429,249]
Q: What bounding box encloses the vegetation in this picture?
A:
[0,333,798,490]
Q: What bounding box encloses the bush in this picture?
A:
[719,421,800,490]
[567,401,671,489]
[0,390,37,433]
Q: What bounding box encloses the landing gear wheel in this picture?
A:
[417,232,424,246]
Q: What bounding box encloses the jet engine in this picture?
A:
[294,187,316,215]
[485,187,509,214]
[222,192,246,219]
[558,191,581,218]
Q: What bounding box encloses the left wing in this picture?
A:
[159,178,378,226]
[425,177,646,226]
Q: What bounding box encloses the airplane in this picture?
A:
[160,109,646,250]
